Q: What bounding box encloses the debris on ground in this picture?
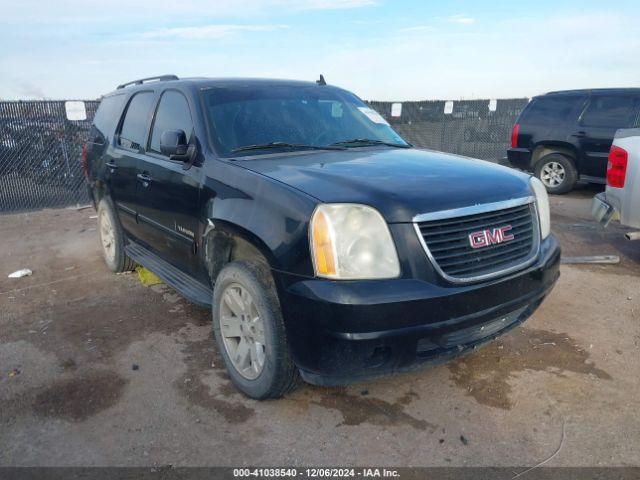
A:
[89,215,97,219]
[625,231,640,241]
[132,364,139,371]
[60,359,76,370]
[564,223,597,229]
[513,418,566,478]
[459,435,468,445]
[561,255,620,265]
[8,368,21,378]
[8,268,33,278]
[136,266,163,286]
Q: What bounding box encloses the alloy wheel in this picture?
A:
[540,161,566,187]
[99,210,116,264]
[219,283,266,380]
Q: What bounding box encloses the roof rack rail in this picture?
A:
[116,75,179,89]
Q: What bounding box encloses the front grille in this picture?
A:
[416,201,539,282]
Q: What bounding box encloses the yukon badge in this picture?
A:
[468,225,514,249]
[176,224,195,238]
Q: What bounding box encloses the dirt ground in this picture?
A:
[1,185,638,467]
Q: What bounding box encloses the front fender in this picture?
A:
[200,165,318,277]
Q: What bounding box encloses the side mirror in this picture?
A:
[160,129,198,169]
[160,130,188,158]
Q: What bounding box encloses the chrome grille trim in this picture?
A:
[413,196,536,222]
[413,197,541,284]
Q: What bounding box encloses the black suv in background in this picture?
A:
[508,88,640,194]
[84,75,560,399]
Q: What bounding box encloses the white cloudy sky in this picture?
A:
[0,0,638,100]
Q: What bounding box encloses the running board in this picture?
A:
[125,242,212,308]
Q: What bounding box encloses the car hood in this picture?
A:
[235,148,534,223]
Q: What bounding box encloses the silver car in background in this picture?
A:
[592,128,640,239]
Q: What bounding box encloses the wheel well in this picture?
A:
[91,180,109,204]
[531,145,576,168]
[203,226,271,284]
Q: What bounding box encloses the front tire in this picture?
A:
[534,153,578,194]
[212,261,298,399]
[97,197,136,273]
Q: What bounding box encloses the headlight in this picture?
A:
[530,177,551,239]
[310,204,400,279]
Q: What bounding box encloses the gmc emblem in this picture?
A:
[469,225,514,249]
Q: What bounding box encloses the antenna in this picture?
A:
[316,74,326,86]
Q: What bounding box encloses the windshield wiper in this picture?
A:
[329,138,411,148]
[231,142,345,153]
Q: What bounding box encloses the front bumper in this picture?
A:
[277,235,561,385]
[591,192,618,227]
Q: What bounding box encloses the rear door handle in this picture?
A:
[571,131,586,138]
[136,173,152,187]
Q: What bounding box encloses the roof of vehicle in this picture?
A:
[105,75,328,97]
[543,88,640,96]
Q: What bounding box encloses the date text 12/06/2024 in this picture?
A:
[233,468,401,478]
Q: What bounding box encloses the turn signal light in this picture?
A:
[607,145,628,188]
[310,210,337,276]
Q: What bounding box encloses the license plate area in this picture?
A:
[435,306,527,349]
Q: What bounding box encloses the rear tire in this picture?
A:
[212,260,298,399]
[534,153,578,194]
[97,197,136,273]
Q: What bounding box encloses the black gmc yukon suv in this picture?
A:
[85,75,560,399]
[508,88,640,194]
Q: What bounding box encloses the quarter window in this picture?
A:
[522,96,583,125]
[150,91,194,155]
[580,96,638,128]
[118,92,155,150]
[91,94,126,143]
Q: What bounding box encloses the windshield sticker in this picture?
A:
[357,107,389,125]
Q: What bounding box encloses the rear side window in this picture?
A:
[91,94,126,143]
[522,96,583,125]
[580,95,638,128]
[149,91,193,154]
[118,91,155,150]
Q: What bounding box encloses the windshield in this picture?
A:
[202,85,408,156]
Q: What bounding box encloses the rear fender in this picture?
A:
[531,143,578,169]
[89,178,110,206]
[607,129,640,229]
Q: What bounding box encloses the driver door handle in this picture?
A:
[571,131,586,138]
[106,161,118,170]
[136,173,153,187]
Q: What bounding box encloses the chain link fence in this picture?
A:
[0,100,99,213]
[368,98,529,161]
[0,98,527,214]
